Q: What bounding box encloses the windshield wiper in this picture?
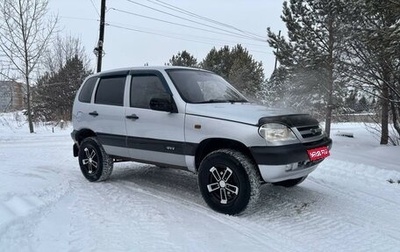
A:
[198,99,248,104]
[230,99,249,103]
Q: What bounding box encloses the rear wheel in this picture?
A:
[198,149,260,215]
[78,137,113,182]
[272,176,307,187]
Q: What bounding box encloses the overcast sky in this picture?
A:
[49,0,286,77]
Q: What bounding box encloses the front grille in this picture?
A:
[292,125,324,143]
[296,125,323,138]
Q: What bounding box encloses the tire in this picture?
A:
[198,149,260,215]
[78,137,114,182]
[272,176,307,187]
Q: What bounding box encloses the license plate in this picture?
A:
[307,146,330,161]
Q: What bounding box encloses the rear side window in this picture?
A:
[95,76,126,106]
[78,77,97,103]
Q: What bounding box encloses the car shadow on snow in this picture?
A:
[110,163,205,205]
[251,183,327,218]
[109,163,327,217]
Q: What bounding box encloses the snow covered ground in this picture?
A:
[1,112,399,252]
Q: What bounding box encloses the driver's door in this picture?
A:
[124,71,186,167]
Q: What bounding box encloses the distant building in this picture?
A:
[0,81,25,112]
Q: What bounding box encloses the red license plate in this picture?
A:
[307,146,330,161]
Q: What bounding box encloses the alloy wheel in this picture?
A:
[82,147,98,174]
[207,166,239,205]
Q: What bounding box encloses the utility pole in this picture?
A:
[95,0,106,73]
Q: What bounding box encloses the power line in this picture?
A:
[109,8,266,42]
[89,0,100,17]
[108,23,272,55]
[124,0,265,42]
[108,23,218,45]
[60,16,98,22]
[109,21,269,49]
[58,15,270,50]
[146,0,265,40]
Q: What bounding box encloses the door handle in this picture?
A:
[89,111,99,117]
[126,114,139,120]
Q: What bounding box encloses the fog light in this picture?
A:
[285,163,298,171]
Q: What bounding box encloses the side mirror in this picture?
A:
[149,97,174,112]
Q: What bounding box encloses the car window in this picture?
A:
[95,76,126,106]
[78,77,97,103]
[167,69,247,103]
[130,75,167,109]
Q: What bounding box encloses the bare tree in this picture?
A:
[43,34,92,74]
[0,0,58,133]
[32,35,93,122]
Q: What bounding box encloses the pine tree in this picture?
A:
[267,0,346,136]
[33,56,91,121]
[341,0,400,144]
[201,44,264,97]
[169,50,198,67]
[344,90,358,113]
[357,96,368,113]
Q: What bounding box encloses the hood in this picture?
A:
[185,102,305,126]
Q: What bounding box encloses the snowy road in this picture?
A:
[1,123,400,251]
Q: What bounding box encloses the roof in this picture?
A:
[91,66,207,78]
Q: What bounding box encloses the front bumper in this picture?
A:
[249,137,332,182]
[258,162,320,183]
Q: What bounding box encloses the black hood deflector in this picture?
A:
[258,114,319,128]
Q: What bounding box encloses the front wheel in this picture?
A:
[78,137,113,182]
[198,149,260,215]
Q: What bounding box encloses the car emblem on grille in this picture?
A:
[310,128,322,135]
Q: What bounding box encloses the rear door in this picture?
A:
[92,74,129,157]
[125,70,186,167]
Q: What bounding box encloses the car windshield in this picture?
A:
[167,69,248,103]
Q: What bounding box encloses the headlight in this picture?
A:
[258,123,298,143]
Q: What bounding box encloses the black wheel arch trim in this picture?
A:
[71,129,97,145]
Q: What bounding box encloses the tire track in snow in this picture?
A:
[100,165,307,252]
[312,159,400,206]
[108,162,400,251]
[307,160,400,243]
[251,186,399,251]
[64,163,303,252]
[116,181,282,251]
[67,177,182,252]
[241,159,400,251]
[3,130,399,251]
[0,133,77,251]
[0,181,72,251]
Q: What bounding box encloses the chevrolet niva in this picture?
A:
[71,66,332,215]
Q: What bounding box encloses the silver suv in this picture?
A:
[71,66,332,215]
